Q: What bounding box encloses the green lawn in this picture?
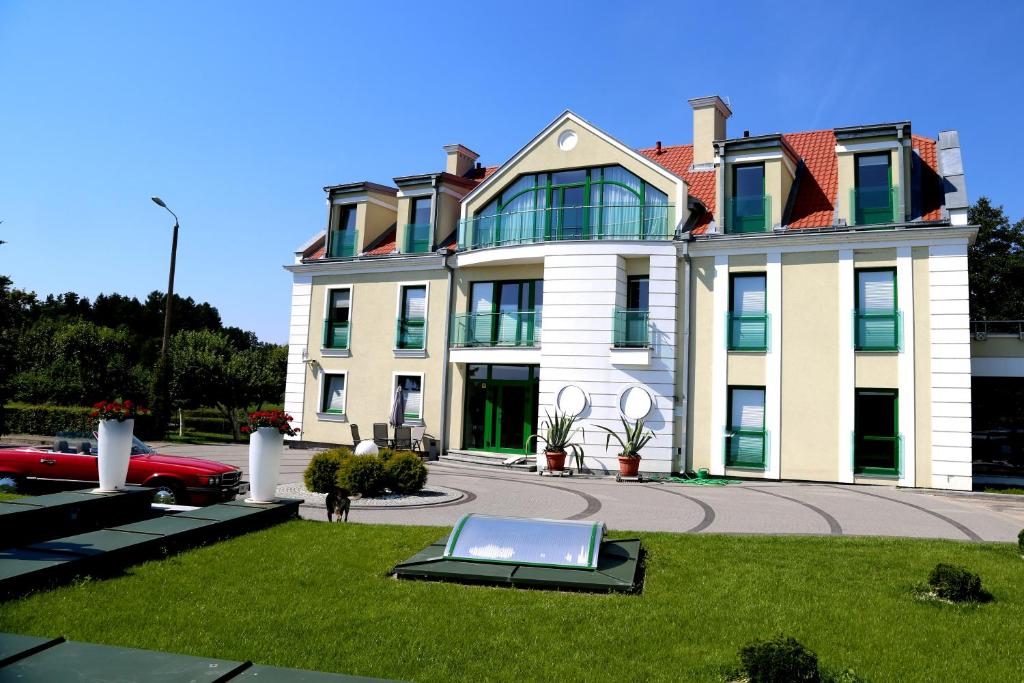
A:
[1,522,1022,682]
[983,487,1024,496]
[0,491,26,502]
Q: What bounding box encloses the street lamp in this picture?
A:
[150,196,179,436]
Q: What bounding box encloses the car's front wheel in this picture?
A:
[148,478,187,505]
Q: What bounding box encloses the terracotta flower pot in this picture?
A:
[545,450,567,471]
[618,456,640,478]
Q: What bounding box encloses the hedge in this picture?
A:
[3,403,158,440]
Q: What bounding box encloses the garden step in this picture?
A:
[441,450,537,471]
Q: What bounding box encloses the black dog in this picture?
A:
[325,486,350,522]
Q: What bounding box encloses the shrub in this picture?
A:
[1018,528,1024,554]
[337,454,386,497]
[377,448,397,463]
[738,635,820,683]
[3,403,157,439]
[384,451,428,494]
[303,448,352,494]
[927,563,989,603]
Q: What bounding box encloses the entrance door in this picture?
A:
[492,383,530,452]
[463,365,538,454]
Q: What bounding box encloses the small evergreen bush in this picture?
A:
[927,563,989,603]
[337,454,386,497]
[738,635,820,683]
[377,448,397,463]
[384,451,428,494]
[303,448,352,494]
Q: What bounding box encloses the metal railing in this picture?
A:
[403,223,432,254]
[724,428,768,468]
[395,318,426,350]
[327,229,359,258]
[971,320,1024,341]
[457,204,674,251]
[850,186,899,226]
[451,311,541,348]
[853,431,903,477]
[727,312,769,351]
[322,320,349,349]
[726,195,772,233]
[613,309,650,348]
[854,310,903,351]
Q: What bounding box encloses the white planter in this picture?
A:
[97,418,134,492]
[248,426,283,503]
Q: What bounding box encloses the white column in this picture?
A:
[765,251,782,479]
[709,254,728,475]
[284,274,312,440]
[897,246,916,486]
[837,249,854,482]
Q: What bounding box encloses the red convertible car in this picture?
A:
[0,433,246,506]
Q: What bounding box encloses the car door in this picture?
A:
[35,441,99,484]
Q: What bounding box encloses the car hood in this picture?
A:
[133,453,239,474]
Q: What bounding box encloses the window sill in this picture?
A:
[727,347,768,354]
[320,347,351,358]
[400,419,425,427]
[609,346,650,366]
[394,348,427,358]
[726,463,766,470]
[316,412,348,423]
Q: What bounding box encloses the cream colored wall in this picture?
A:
[394,195,413,252]
[363,191,398,251]
[836,138,901,226]
[624,257,649,277]
[692,107,726,166]
[686,256,715,471]
[301,269,447,445]
[913,247,932,486]
[448,362,467,450]
[780,251,840,481]
[971,337,1024,358]
[436,190,462,246]
[463,119,682,225]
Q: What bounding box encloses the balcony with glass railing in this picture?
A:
[726,195,771,233]
[457,204,674,251]
[851,186,899,226]
[322,320,349,350]
[854,310,903,351]
[727,312,770,351]
[395,318,426,350]
[612,309,650,348]
[403,223,432,254]
[327,229,359,258]
[452,311,541,348]
[724,428,768,469]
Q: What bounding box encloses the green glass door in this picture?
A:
[463,365,538,454]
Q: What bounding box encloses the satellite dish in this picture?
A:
[556,385,588,416]
[620,387,653,421]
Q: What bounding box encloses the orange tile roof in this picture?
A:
[913,134,943,222]
[783,130,838,229]
[637,144,716,230]
[365,226,397,256]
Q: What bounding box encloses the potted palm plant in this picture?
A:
[594,417,654,478]
[528,410,585,472]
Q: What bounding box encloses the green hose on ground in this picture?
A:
[646,471,743,486]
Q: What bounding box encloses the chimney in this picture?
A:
[687,95,732,167]
[443,144,479,177]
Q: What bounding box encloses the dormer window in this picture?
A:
[405,197,433,253]
[328,205,358,258]
[728,163,768,233]
[853,153,895,226]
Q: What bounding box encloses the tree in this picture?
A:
[0,276,37,434]
[968,197,1024,320]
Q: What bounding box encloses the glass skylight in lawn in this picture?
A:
[443,514,604,570]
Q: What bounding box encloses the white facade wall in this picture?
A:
[283,274,312,440]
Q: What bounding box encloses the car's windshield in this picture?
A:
[53,432,154,456]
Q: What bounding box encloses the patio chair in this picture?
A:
[410,426,426,451]
[350,424,362,447]
[393,426,413,451]
[372,423,391,448]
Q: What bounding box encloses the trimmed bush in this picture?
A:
[928,563,989,603]
[303,448,352,494]
[384,451,428,494]
[738,635,820,683]
[337,454,386,497]
[3,403,157,439]
[377,448,397,463]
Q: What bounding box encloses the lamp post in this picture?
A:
[150,196,179,437]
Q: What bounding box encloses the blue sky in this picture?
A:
[1,1,1021,343]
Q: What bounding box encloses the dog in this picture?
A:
[325,486,351,522]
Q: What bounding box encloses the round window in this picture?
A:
[619,386,653,421]
[556,385,588,416]
[557,129,578,151]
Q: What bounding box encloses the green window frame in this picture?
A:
[854,267,901,351]
[728,163,770,233]
[321,373,347,414]
[725,386,767,469]
[323,288,351,349]
[728,273,768,351]
[404,197,433,253]
[613,275,649,348]
[852,152,895,226]
[396,285,427,350]
[327,204,359,258]
[454,279,542,348]
[395,374,423,422]
[854,388,900,476]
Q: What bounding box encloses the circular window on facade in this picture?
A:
[619,386,653,421]
[557,129,578,151]
[556,384,588,416]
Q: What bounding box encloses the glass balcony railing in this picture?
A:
[726,195,771,233]
[854,310,902,351]
[327,229,359,258]
[395,318,426,350]
[853,431,903,476]
[451,311,541,348]
[851,186,899,226]
[403,223,432,254]
[322,320,349,349]
[612,309,650,348]
[724,428,767,468]
[457,204,674,251]
[727,312,769,351]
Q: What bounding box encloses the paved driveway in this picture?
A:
[154,442,1024,542]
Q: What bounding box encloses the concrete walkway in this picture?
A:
[155,442,1024,542]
